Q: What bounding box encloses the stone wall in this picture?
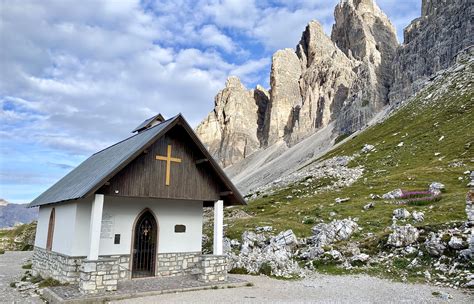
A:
[32,247,130,283]
[79,259,119,294]
[32,247,229,289]
[156,252,201,277]
[32,247,82,283]
[199,255,228,282]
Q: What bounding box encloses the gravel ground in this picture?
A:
[110,274,474,304]
[0,251,42,304]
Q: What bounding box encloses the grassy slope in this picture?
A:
[0,222,37,252]
[224,60,473,254]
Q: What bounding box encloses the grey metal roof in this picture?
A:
[29,116,177,207]
[29,114,247,207]
[131,114,165,133]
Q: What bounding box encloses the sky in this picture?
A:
[0,0,421,204]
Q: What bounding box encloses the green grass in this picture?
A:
[0,222,37,252]
[220,60,473,281]
[22,263,32,269]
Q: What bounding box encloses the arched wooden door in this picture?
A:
[132,210,158,278]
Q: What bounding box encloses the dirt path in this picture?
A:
[110,273,473,304]
[0,251,42,304]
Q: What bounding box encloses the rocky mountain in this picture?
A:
[0,199,38,228]
[390,0,473,103]
[196,0,472,176]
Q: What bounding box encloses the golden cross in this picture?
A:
[155,145,182,186]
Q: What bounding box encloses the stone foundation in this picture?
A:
[32,247,229,291]
[199,255,227,282]
[156,252,201,277]
[79,259,119,294]
[32,247,130,283]
[32,247,83,283]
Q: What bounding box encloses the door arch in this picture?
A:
[131,209,158,278]
[46,208,55,251]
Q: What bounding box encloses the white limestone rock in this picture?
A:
[393,208,411,220]
[387,225,419,247]
[448,236,464,250]
[382,189,403,199]
[424,232,446,256]
[412,211,425,222]
[311,219,359,247]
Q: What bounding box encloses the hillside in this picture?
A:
[0,222,37,252]
[213,50,473,287]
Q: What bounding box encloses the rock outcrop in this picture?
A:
[195,77,269,166]
[196,0,470,168]
[389,0,473,103]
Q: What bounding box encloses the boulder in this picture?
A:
[271,230,298,248]
[311,219,359,247]
[382,189,403,199]
[387,225,419,247]
[424,232,446,256]
[412,211,425,222]
[448,236,464,250]
[361,144,375,153]
[256,226,273,232]
[393,208,411,219]
[363,203,375,210]
[429,182,445,196]
[335,197,350,204]
[351,253,370,265]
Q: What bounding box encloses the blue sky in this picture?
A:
[0,0,421,204]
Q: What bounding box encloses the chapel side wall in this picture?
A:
[34,206,51,249]
[98,196,203,256]
[71,197,93,256]
[33,202,77,255]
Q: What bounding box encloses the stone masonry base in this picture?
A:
[199,255,227,282]
[79,259,119,294]
[32,247,229,293]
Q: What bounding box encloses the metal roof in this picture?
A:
[29,116,177,207]
[29,114,246,207]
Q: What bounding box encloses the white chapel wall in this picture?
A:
[98,196,203,256]
[71,197,93,256]
[34,202,78,255]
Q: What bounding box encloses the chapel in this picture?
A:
[28,113,245,294]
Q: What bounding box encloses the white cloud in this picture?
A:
[0,0,421,203]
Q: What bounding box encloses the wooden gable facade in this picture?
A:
[98,121,230,204]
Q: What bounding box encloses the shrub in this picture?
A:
[38,277,61,288]
[30,275,43,284]
[258,262,272,276]
[0,249,5,254]
[229,267,249,275]
[334,133,352,144]
[22,263,32,270]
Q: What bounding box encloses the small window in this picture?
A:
[114,234,121,244]
[174,225,186,233]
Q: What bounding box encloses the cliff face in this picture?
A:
[196,0,470,167]
[390,0,472,103]
[195,77,269,167]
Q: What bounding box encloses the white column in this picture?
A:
[88,194,104,260]
[213,200,224,255]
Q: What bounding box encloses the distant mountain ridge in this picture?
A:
[0,199,38,228]
[195,0,472,183]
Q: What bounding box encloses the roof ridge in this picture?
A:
[92,115,178,156]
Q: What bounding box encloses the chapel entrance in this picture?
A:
[132,210,157,278]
